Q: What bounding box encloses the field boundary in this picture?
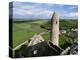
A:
[13,40,28,51]
[10,32,46,51]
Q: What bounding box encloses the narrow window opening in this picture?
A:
[56,21,57,24]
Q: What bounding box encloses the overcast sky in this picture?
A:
[11,1,78,19]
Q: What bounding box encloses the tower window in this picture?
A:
[56,21,57,24]
[33,50,37,55]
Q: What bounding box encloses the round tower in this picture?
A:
[51,12,59,46]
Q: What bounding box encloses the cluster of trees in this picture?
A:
[40,19,78,49]
[40,21,51,31]
[40,19,78,30]
[59,20,78,30]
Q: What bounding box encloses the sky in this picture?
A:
[10,1,78,19]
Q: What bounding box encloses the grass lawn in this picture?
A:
[42,32,50,41]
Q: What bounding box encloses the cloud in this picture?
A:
[65,12,78,17]
[21,5,35,9]
[61,12,78,19]
[13,1,23,8]
[69,12,78,16]
[69,6,77,9]
[15,10,33,15]
[13,2,78,19]
[13,4,53,19]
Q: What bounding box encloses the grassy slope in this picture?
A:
[42,32,50,41]
[13,20,48,48]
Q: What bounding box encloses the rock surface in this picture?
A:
[28,34,44,46]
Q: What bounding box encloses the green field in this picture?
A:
[13,20,48,48]
[13,19,77,49]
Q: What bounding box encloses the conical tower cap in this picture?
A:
[52,12,59,19]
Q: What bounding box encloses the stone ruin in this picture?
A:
[28,34,44,46]
[14,12,78,58]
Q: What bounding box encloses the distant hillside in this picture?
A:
[40,19,78,30]
[9,18,50,21]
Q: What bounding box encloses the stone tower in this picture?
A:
[51,12,59,46]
